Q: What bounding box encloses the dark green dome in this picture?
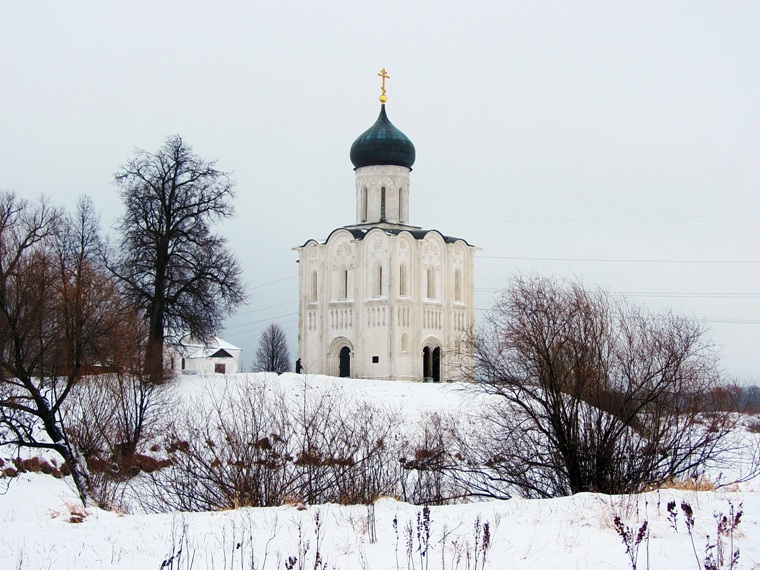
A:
[350,105,416,170]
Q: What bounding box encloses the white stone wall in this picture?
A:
[296,227,475,381]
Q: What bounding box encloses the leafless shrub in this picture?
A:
[289,379,407,505]
[63,360,172,511]
[67,371,170,471]
[140,379,292,512]
[399,412,464,505]
[137,376,409,512]
[459,275,742,498]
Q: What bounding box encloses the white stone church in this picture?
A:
[294,73,476,382]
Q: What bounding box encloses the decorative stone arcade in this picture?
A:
[295,69,477,382]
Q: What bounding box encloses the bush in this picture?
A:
[460,275,740,498]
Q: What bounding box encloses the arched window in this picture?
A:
[380,187,386,221]
[454,269,462,302]
[339,267,348,300]
[426,267,435,299]
[310,271,318,302]
[398,187,403,222]
[401,333,408,353]
[361,187,368,222]
[399,263,407,296]
[374,265,383,296]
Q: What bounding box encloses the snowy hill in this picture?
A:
[1,373,759,569]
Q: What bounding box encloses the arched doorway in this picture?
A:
[339,346,351,378]
[422,346,441,382]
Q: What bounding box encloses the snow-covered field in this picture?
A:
[2,373,759,569]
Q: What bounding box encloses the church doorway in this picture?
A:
[339,346,351,377]
[422,346,441,382]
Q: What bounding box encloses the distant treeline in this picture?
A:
[738,385,760,413]
[706,385,760,413]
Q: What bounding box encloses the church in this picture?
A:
[294,70,477,382]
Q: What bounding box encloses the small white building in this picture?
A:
[294,78,477,382]
[168,336,242,376]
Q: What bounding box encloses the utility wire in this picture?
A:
[231,300,298,319]
[248,275,298,289]
[479,255,760,264]
[421,213,760,225]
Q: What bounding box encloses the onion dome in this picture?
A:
[349,105,416,170]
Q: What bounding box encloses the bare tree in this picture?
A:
[253,323,291,373]
[139,378,407,512]
[460,274,737,498]
[111,135,246,382]
[0,194,126,505]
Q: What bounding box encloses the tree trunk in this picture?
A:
[34,396,91,507]
[145,332,165,384]
[54,441,92,507]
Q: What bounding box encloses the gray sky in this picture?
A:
[2,2,759,380]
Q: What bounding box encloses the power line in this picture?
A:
[620,292,760,299]
[477,287,760,299]
[479,255,760,264]
[421,213,760,225]
[227,320,299,342]
[248,275,298,290]
[704,318,760,325]
[225,312,299,334]
[231,300,298,319]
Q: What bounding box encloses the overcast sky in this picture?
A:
[2,2,759,380]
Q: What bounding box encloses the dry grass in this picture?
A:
[1,456,70,479]
[659,475,717,491]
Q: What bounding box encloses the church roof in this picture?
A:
[174,336,241,359]
[297,227,474,248]
[349,105,416,170]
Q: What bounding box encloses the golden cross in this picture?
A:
[378,67,390,103]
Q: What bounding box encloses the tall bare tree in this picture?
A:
[253,323,291,373]
[111,135,246,382]
[0,194,125,505]
[460,274,737,498]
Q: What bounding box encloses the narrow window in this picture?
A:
[455,269,462,302]
[398,187,403,222]
[310,271,318,302]
[399,264,407,296]
[380,187,386,221]
[401,333,408,353]
[339,267,348,300]
[362,187,368,222]
[374,265,383,296]
[427,267,435,299]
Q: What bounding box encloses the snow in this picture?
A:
[2,373,759,569]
